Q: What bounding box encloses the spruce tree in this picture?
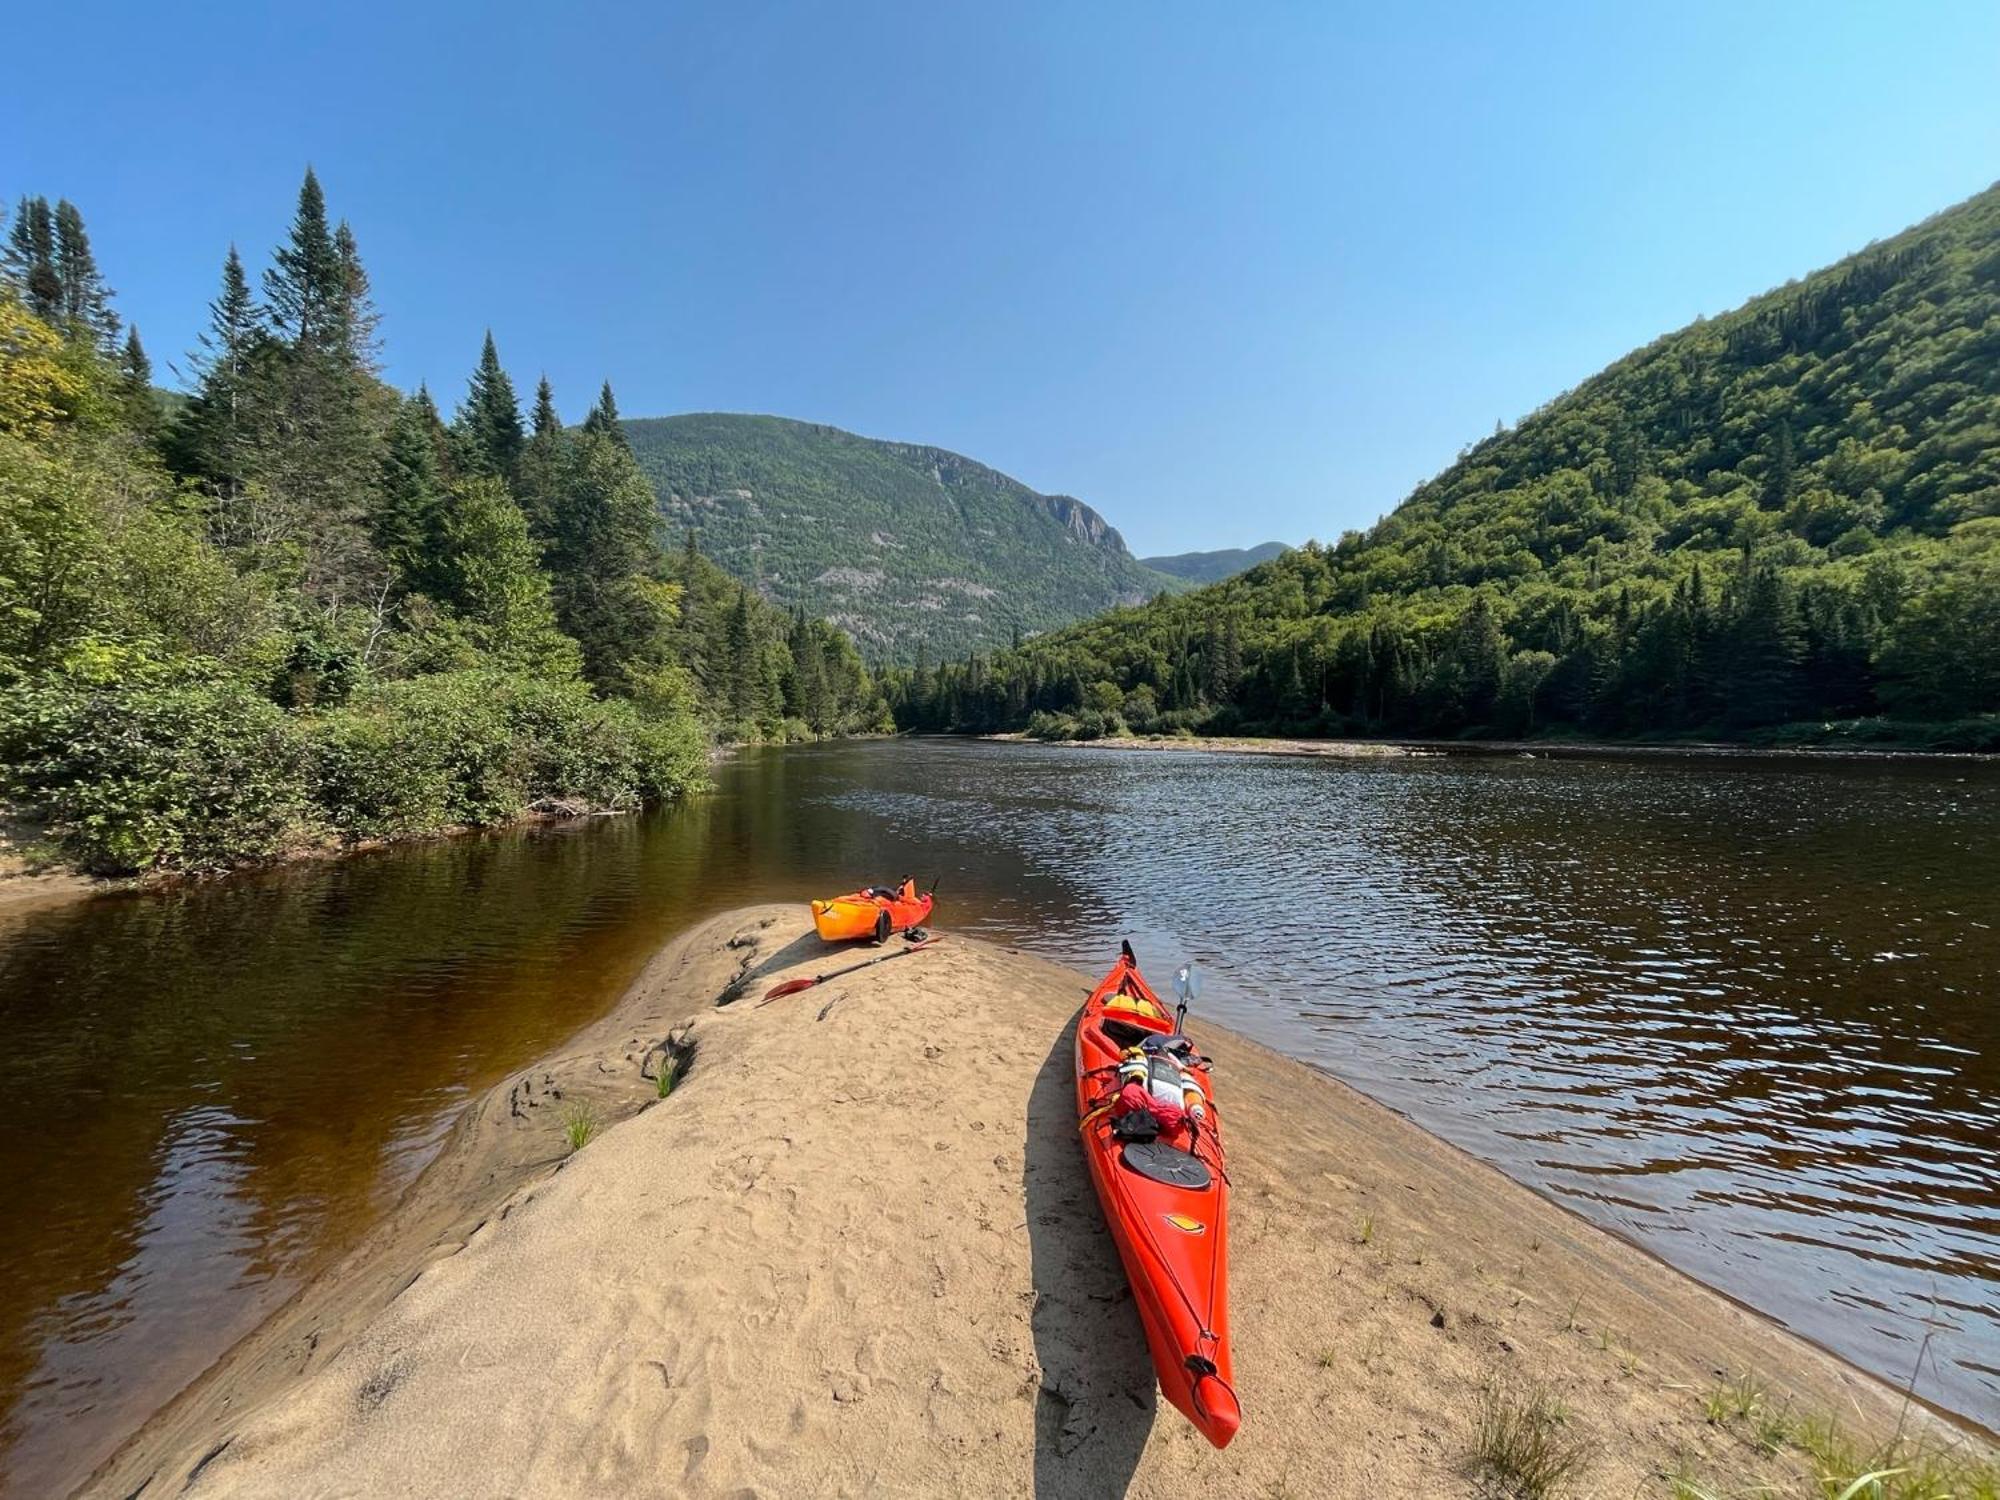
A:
[537,428,671,691]
[265,169,343,349]
[120,326,151,388]
[3,196,61,320]
[53,199,118,349]
[531,376,561,438]
[119,326,158,435]
[456,332,524,479]
[248,168,389,604]
[333,220,381,372]
[374,394,447,589]
[174,246,265,500]
[581,380,628,447]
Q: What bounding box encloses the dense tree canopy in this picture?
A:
[892,183,2000,750]
[0,176,884,875]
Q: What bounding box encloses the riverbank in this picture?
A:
[985,730,2000,764]
[0,805,645,920]
[83,907,1991,1499]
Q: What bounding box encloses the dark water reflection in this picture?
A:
[0,740,1995,1492]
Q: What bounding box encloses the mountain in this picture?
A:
[623,414,1183,662]
[1141,542,1289,584]
[892,183,2000,748]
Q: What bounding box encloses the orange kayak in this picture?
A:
[810,879,933,944]
[1073,942,1239,1447]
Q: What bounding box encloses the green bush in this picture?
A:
[307,672,709,838]
[307,674,522,838]
[0,666,710,873]
[0,674,310,873]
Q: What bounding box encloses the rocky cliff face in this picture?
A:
[624,413,1182,662]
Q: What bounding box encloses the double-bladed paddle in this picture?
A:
[756,936,942,1005]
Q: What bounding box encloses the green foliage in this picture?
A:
[455,330,524,480]
[625,413,1189,663]
[1,176,862,877]
[897,184,2000,744]
[0,674,308,873]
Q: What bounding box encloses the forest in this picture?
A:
[888,184,2000,750]
[0,172,888,875]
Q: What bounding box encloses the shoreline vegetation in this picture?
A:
[2,177,892,887]
[979,728,2000,763]
[880,186,2000,752]
[84,908,1995,1498]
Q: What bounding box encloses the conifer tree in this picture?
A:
[265,169,343,349]
[456,331,524,479]
[119,326,158,435]
[535,427,672,691]
[581,380,628,447]
[333,220,381,372]
[373,394,447,588]
[174,246,264,502]
[3,196,61,320]
[53,199,118,349]
[248,168,389,603]
[531,376,561,438]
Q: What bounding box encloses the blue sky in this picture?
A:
[7,2,1998,556]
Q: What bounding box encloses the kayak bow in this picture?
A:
[1073,942,1239,1447]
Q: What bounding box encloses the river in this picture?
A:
[1,739,1995,1492]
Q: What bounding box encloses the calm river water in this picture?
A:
[1,739,1995,1492]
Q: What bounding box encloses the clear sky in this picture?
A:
[7,2,1998,556]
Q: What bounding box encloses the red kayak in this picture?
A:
[1072,942,1239,1447]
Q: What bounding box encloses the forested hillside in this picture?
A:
[625,413,1184,662]
[892,184,2000,749]
[1141,542,1289,584]
[0,173,885,876]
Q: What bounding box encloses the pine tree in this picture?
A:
[581,380,627,447]
[333,220,381,372]
[265,169,343,350]
[456,331,524,479]
[373,394,447,588]
[246,168,389,603]
[1719,562,1804,726]
[3,196,61,320]
[119,326,158,435]
[173,246,265,502]
[536,427,672,691]
[53,199,118,349]
[532,376,560,438]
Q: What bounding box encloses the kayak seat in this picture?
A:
[1121,1139,1212,1190]
[1100,1017,1156,1049]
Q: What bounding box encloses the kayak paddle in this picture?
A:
[757,937,941,1005]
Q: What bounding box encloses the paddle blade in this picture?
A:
[759,976,818,1002]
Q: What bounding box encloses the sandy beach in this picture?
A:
[85,907,1991,1499]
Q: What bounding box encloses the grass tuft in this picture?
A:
[561,1101,600,1152]
[1702,1372,1767,1425]
[1472,1381,1594,1499]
